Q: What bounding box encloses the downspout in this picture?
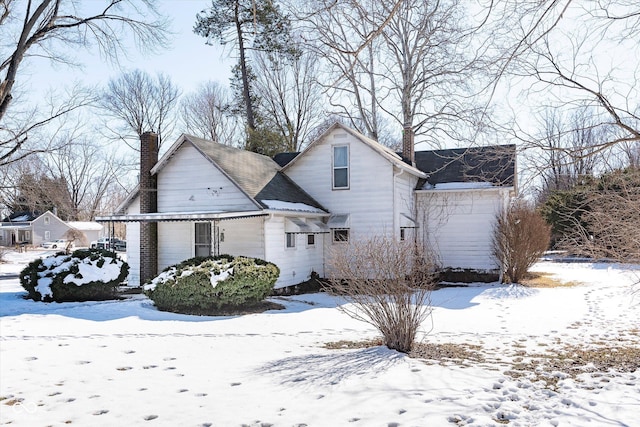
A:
[393,168,404,240]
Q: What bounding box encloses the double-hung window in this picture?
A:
[333,145,349,189]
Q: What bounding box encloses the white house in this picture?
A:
[98,123,516,288]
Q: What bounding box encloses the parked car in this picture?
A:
[113,240,126,251]
[42,239,71,249]
[90,237,126,251]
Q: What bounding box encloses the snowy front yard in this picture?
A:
[1,251,638,426]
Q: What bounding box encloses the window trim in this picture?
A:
[332,145,350,190]
[332,228,349,243]
[286,232,296,248]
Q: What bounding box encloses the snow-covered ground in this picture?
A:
[1,250,638,426]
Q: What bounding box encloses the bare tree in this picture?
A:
[302,0,389,142]
[525,107,611,200]
[492,1,640,152]
[556,167,640,262]
[492,200,551,283]
[0,0,168,166]
[379,0,486,148]
[179,81,239,145]
[100,69,180,149]
[252,50,325,152]
[41,136,125,220]
[325,235,437,353]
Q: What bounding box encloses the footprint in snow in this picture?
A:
[231,382,241,387]
[93,409,109,415]
[163,357,176,361]
[178,389,189,393]
[144,415,158,421]
[117,366,133,371]
[24,356,38,361]
[76,360,91,365]
[124,350,136,354]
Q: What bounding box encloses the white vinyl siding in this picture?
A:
[285,129,396,244]
[417,189,506,270]
[158,221,192,272]
[264,215,324,288]
[157,143,257,213]
[125,196,141,287]
[218,217,265,259]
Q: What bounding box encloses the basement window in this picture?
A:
[333,229,349,243]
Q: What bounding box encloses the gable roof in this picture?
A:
[282,122,426,178]
[273,152,300,167]
[150,134,326,212]
[415,145,516,188]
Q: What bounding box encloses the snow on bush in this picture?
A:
[20,249,129,302]
[144,255,279,314]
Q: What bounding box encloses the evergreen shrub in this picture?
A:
[144,255,279,314]
[20,249,129,302]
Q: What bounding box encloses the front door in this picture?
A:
[194,222,212,257]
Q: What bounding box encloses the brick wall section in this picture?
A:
[140,132,158,284]
[402,126,415,166]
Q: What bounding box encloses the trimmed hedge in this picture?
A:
[144,254,279,314]
[20,249,129,302]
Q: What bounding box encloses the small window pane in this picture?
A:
[334,146,348,167]
[307,234,315,246]
[286,233,296,248]
[334,168,348,188]
[333,229,349,242]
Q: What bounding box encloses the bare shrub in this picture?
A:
[493,201,551,283]
[325,235,437,353]
[64,229,85,253]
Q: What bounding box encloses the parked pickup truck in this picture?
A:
[90,237,126,251]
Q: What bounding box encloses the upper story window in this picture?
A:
[44,216,50,225]
[332,145,349,189]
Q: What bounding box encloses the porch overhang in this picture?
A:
[284,217,330,234]
[400,213,418,229]
[327,214,350,229]
[95,210,267,223]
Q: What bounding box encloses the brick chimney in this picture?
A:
[402,126,415,166]
[139,131,158,284]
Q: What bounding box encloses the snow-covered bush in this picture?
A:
[144,255,279,314]
[20,249,129,302]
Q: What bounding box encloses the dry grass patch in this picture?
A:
[323,338,384,350]
[520,272,579,288]
[322,339,485,365]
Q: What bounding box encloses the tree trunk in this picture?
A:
[234,3,255,132]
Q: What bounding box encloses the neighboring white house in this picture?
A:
[98,123,516,288]
[0,211,104,247]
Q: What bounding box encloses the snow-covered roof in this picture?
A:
[261,200,326,214]
[421,182,498,191]
[67,221,103,231]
